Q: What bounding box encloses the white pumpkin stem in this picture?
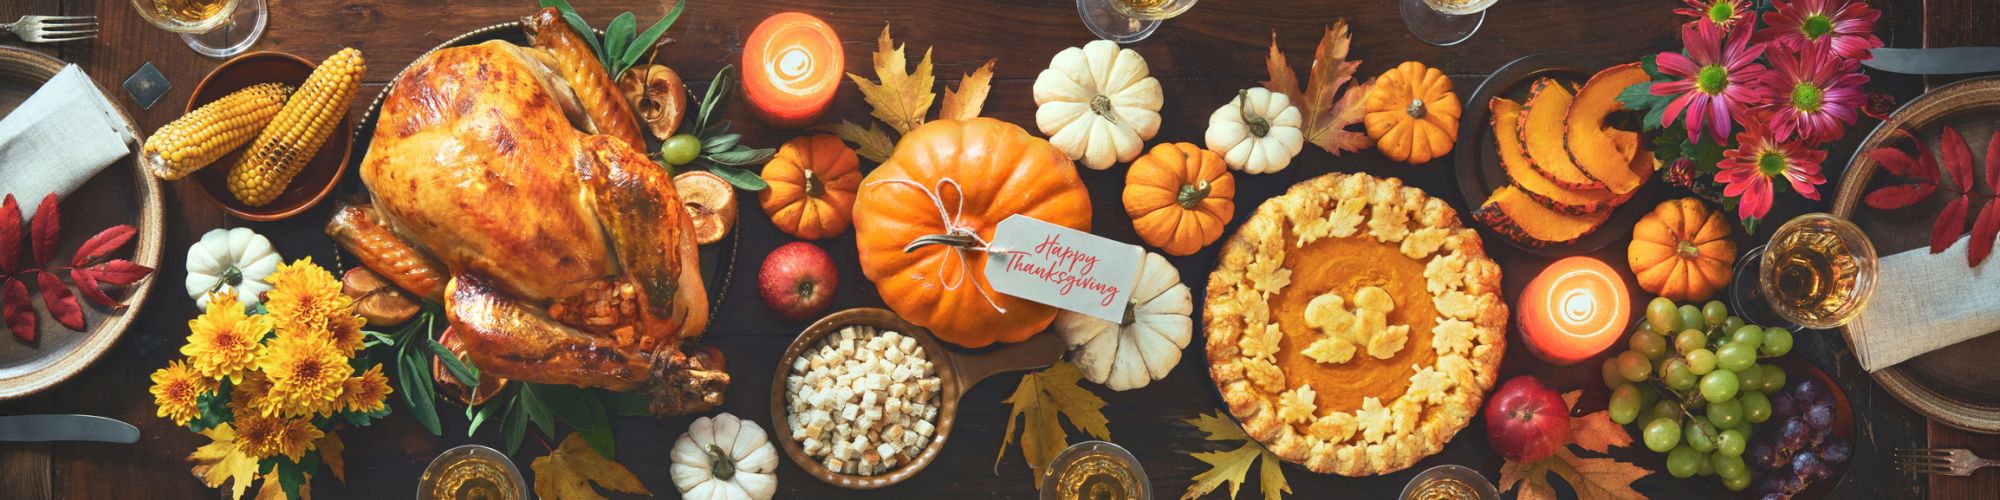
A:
[207,265,244,295]
[706,444,737,480]
[1091,94,1122,125]
[1237,90,1271,138]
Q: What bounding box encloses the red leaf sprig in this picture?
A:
[0,193,154,343]
[1863,126,2000,266]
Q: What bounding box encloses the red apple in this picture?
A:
[1484,375,1572,463]
[759,242,838,321]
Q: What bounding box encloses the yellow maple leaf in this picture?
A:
[848,24,935,135]
[253,471,310,500]
[318,432,346,483]
[938,58,996,121]
[996,361,1111,482]
[1262,21,1371,155]
[1560,389,1633,454]
[1499,448,1650,500]
[532,433,652,500]
[188,424,260,500]
[1178,411,1289,500]
[812,120,898,164]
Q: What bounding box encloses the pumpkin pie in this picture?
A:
[1205,172,1506,476]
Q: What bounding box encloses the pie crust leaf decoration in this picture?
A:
[1204,172,1505,476]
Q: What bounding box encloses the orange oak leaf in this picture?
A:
[939,59,996,121]
[1262,21,1371,156]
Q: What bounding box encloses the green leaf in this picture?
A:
[363,329,396,346]
[575,391,614,458]
[602,390,650,417]
[426,338,479,386]
[468,396,500,436]
[501,396,528,455]
[603,13,638,74]
[619,0,685,74]
[520,384,558,439]
[1640,53,1666,80]
[701,119,732,139]
[397,343,442,436]
[696,66,736,133]
[188,379,233,432]
[704,164,770,191]
[706,147,774,167]
[701,133,741,154]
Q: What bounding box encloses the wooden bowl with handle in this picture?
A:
[770,307,1066,489]
[187,51,352,221]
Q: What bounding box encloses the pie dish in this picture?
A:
[1205,172,1507,476]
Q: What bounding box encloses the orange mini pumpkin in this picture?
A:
[1124,143,1234,256]
[853,118,1093,348]
[1629,198,1737,302]
[760,134,861,240]
[1364,61,1461,165]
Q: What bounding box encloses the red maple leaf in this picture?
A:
[2,278,31,342]
[71,225,135,268]
[0,195,17,275]
[33,271,81,331]
[28,194,57,267]
[1867,126,2000,266]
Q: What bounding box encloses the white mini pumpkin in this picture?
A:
[1053,251,1192,391]
[671,413,778,500]
[184,227,281,311]
[1032,40,1164,170]
[1205,87,1304,174]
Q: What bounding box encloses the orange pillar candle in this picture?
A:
[742,12,842,127]
[1519,256,1632,365]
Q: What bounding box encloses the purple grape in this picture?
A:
[1779,418,1811,449]
[1821,439,1852,464]
[1749,441,1780,468]
[1792,379,1822,403]
[1761,493,1790,500]
[1780,474,1807,494]
[1770,393,1798,418]
[1805,400,1836,430]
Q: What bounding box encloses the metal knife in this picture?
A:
[1862,47,2000,75]
[0,414,140,443]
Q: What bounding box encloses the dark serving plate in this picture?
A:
[1453,52,1659,258]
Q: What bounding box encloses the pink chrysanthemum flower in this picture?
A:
[1756,0,1885,61]
[1757,42,1869,143]
[1653,21,1769,143]
[1675,0,1751,30]
[1716,122,1828,221]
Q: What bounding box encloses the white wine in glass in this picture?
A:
[1077,0,1198,43]
[130,0,267,58]
[1401,0,1498,46]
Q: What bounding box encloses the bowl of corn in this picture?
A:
[164,50,359,221]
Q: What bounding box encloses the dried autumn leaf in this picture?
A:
[0,194,18,274]
[69,267,117,309]
[4,278,32,342]
[1864,184,1936,210]
[1262,22,1371,155]
[532,433,650,500]
[34,270,81,331]
[939,58,996,121]
[996,361,1111,482]
[29,194,57,267]
[1933,195,1969,254]
[72,224,136,267]
[1563,391,1633,454]
[848,24,936,135]
[1178,411,1289,500]
[813,120,898,164]
[1940,126,1974,193]
[1546,448,1649,500]
[1970,202,2000,267]
[189,423,260,500]
[253,471,310,500]
[319,432,346,483]
[1498,458,1557,500]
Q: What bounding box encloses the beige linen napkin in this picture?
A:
[0,64,135,217]
[1847,234,2000,371]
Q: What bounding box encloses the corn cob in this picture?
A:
[141,82,293,180]
[228,48,365,206]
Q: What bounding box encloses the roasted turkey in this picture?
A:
[333,38,726,416]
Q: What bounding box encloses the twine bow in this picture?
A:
[866,177,1024,314]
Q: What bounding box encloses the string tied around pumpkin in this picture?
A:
[866,177,1027,314]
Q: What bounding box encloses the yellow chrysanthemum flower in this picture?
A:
[230,413,286,461]
[270,416,323,461]
[149,360,215,426]
[182,291,271,383]
[264,257,350,339]
[254,335,351,418]
[339,365,393,414]
[229,372,278,418]
[322,310,367,355]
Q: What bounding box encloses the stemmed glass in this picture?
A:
[1400,0,1498,46]
[129,0,266,58]
[1076,0,1199,44]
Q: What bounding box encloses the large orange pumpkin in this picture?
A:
[1124,142,1234,256]
[1629,198,1737,302]
[760,134,861,240]
[854,118,1093,348]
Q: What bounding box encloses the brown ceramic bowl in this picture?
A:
[187,51,352,221]
[770,307,1064,489]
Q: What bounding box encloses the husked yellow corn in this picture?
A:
[141,82,293,180]
[228,48,365,207]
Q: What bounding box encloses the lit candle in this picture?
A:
[1519,256,1631,365]
[742,12,842,127]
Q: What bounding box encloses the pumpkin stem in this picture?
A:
[706,444,737,481]
[207,265,244,295]
[1091,94,1121,125]
[1406,98,1427,119]
[803,168,824,197]
[1237,90,1271,138]
[1176,180,1212,209]
[903,231,984,253]
[1120,297,1138,327]
[1677,240,1700,260]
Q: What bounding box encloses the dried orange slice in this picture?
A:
[673,170,738,245]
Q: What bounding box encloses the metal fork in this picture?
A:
[1,15,97,43]
[1895,448,1999,476]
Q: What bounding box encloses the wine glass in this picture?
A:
[1400,0,1498,47]
[129,0,267,58]
[1076,0,1199,44]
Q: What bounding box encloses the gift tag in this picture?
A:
[984,214,1143,323]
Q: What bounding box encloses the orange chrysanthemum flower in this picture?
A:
[181,291,272,383]
[150,360,215,426]
[339,365,393,414]
[230,413,286,461]
[264,257,351,339]
[254,335,351,418]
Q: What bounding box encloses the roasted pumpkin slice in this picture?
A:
[1474,185,1612,247]
[1566,63,1652,195]
[1491,97,1622,215]
[1519,79,1603,190]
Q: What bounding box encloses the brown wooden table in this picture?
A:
[1,0,1996,498]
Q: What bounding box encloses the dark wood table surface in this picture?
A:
[3,0,1999,498]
